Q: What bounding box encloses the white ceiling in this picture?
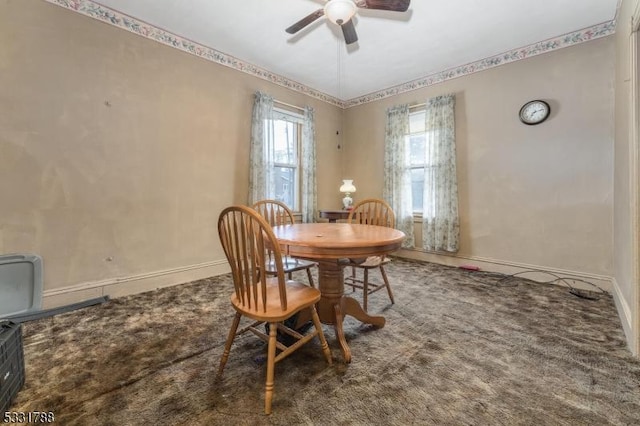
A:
[92,0,619,102]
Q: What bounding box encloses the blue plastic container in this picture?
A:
[0,254,43,317]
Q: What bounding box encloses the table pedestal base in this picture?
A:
[316,260,385,363]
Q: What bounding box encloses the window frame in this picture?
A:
[407,107,428,216]
[269,107,304,213]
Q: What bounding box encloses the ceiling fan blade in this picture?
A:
[357,0,410,12]
[285,9,325,34]
[341,19,358,45]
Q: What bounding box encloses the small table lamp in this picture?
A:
[340,179,356,210]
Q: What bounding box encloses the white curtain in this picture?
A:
[422,94,459,252]
[301,106,317,223]
[383,104,415,248]
[248,91,275,204]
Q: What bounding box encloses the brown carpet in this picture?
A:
[9,259,640,425]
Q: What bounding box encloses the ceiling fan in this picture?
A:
[285,0,411,45]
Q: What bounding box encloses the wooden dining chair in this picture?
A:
[252,199,317,287]
[346,198,396,312]
[217,205,332,415]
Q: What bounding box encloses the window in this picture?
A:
[407,108,428,213]
[250,92,316,223]
[269,108,303,211]
[384,95,458,251]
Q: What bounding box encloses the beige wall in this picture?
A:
[613,0,640,355]
[0,0,342,303]
[344,37,615,279]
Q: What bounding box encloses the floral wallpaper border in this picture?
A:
[44,0,615,109]
[42,0,345,107]
[344,20,616,108]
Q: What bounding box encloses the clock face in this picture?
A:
[519,100,550,125]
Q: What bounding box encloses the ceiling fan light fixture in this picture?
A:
[324,0,357,25]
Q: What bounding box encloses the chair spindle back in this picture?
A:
[218,206,288,312]
[252,199,295,227]
[348,198,395,228]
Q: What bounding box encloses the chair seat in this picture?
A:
[265,256,317,274]
[231,278,321,322]
[347,255,391,268]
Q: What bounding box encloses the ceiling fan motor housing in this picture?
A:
[324,0,357,25]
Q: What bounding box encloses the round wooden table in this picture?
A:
[272,223,405,362]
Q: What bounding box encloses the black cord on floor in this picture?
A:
[457,268,606,300]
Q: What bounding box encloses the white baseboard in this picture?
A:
[42,260,230,309]
[611,277,639,356]
[396,249,613,292]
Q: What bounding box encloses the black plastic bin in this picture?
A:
[0,321,25,413]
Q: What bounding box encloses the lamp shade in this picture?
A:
[324,0,357,25]
[340,179,356,194]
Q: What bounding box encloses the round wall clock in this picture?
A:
[519,100,551,125]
